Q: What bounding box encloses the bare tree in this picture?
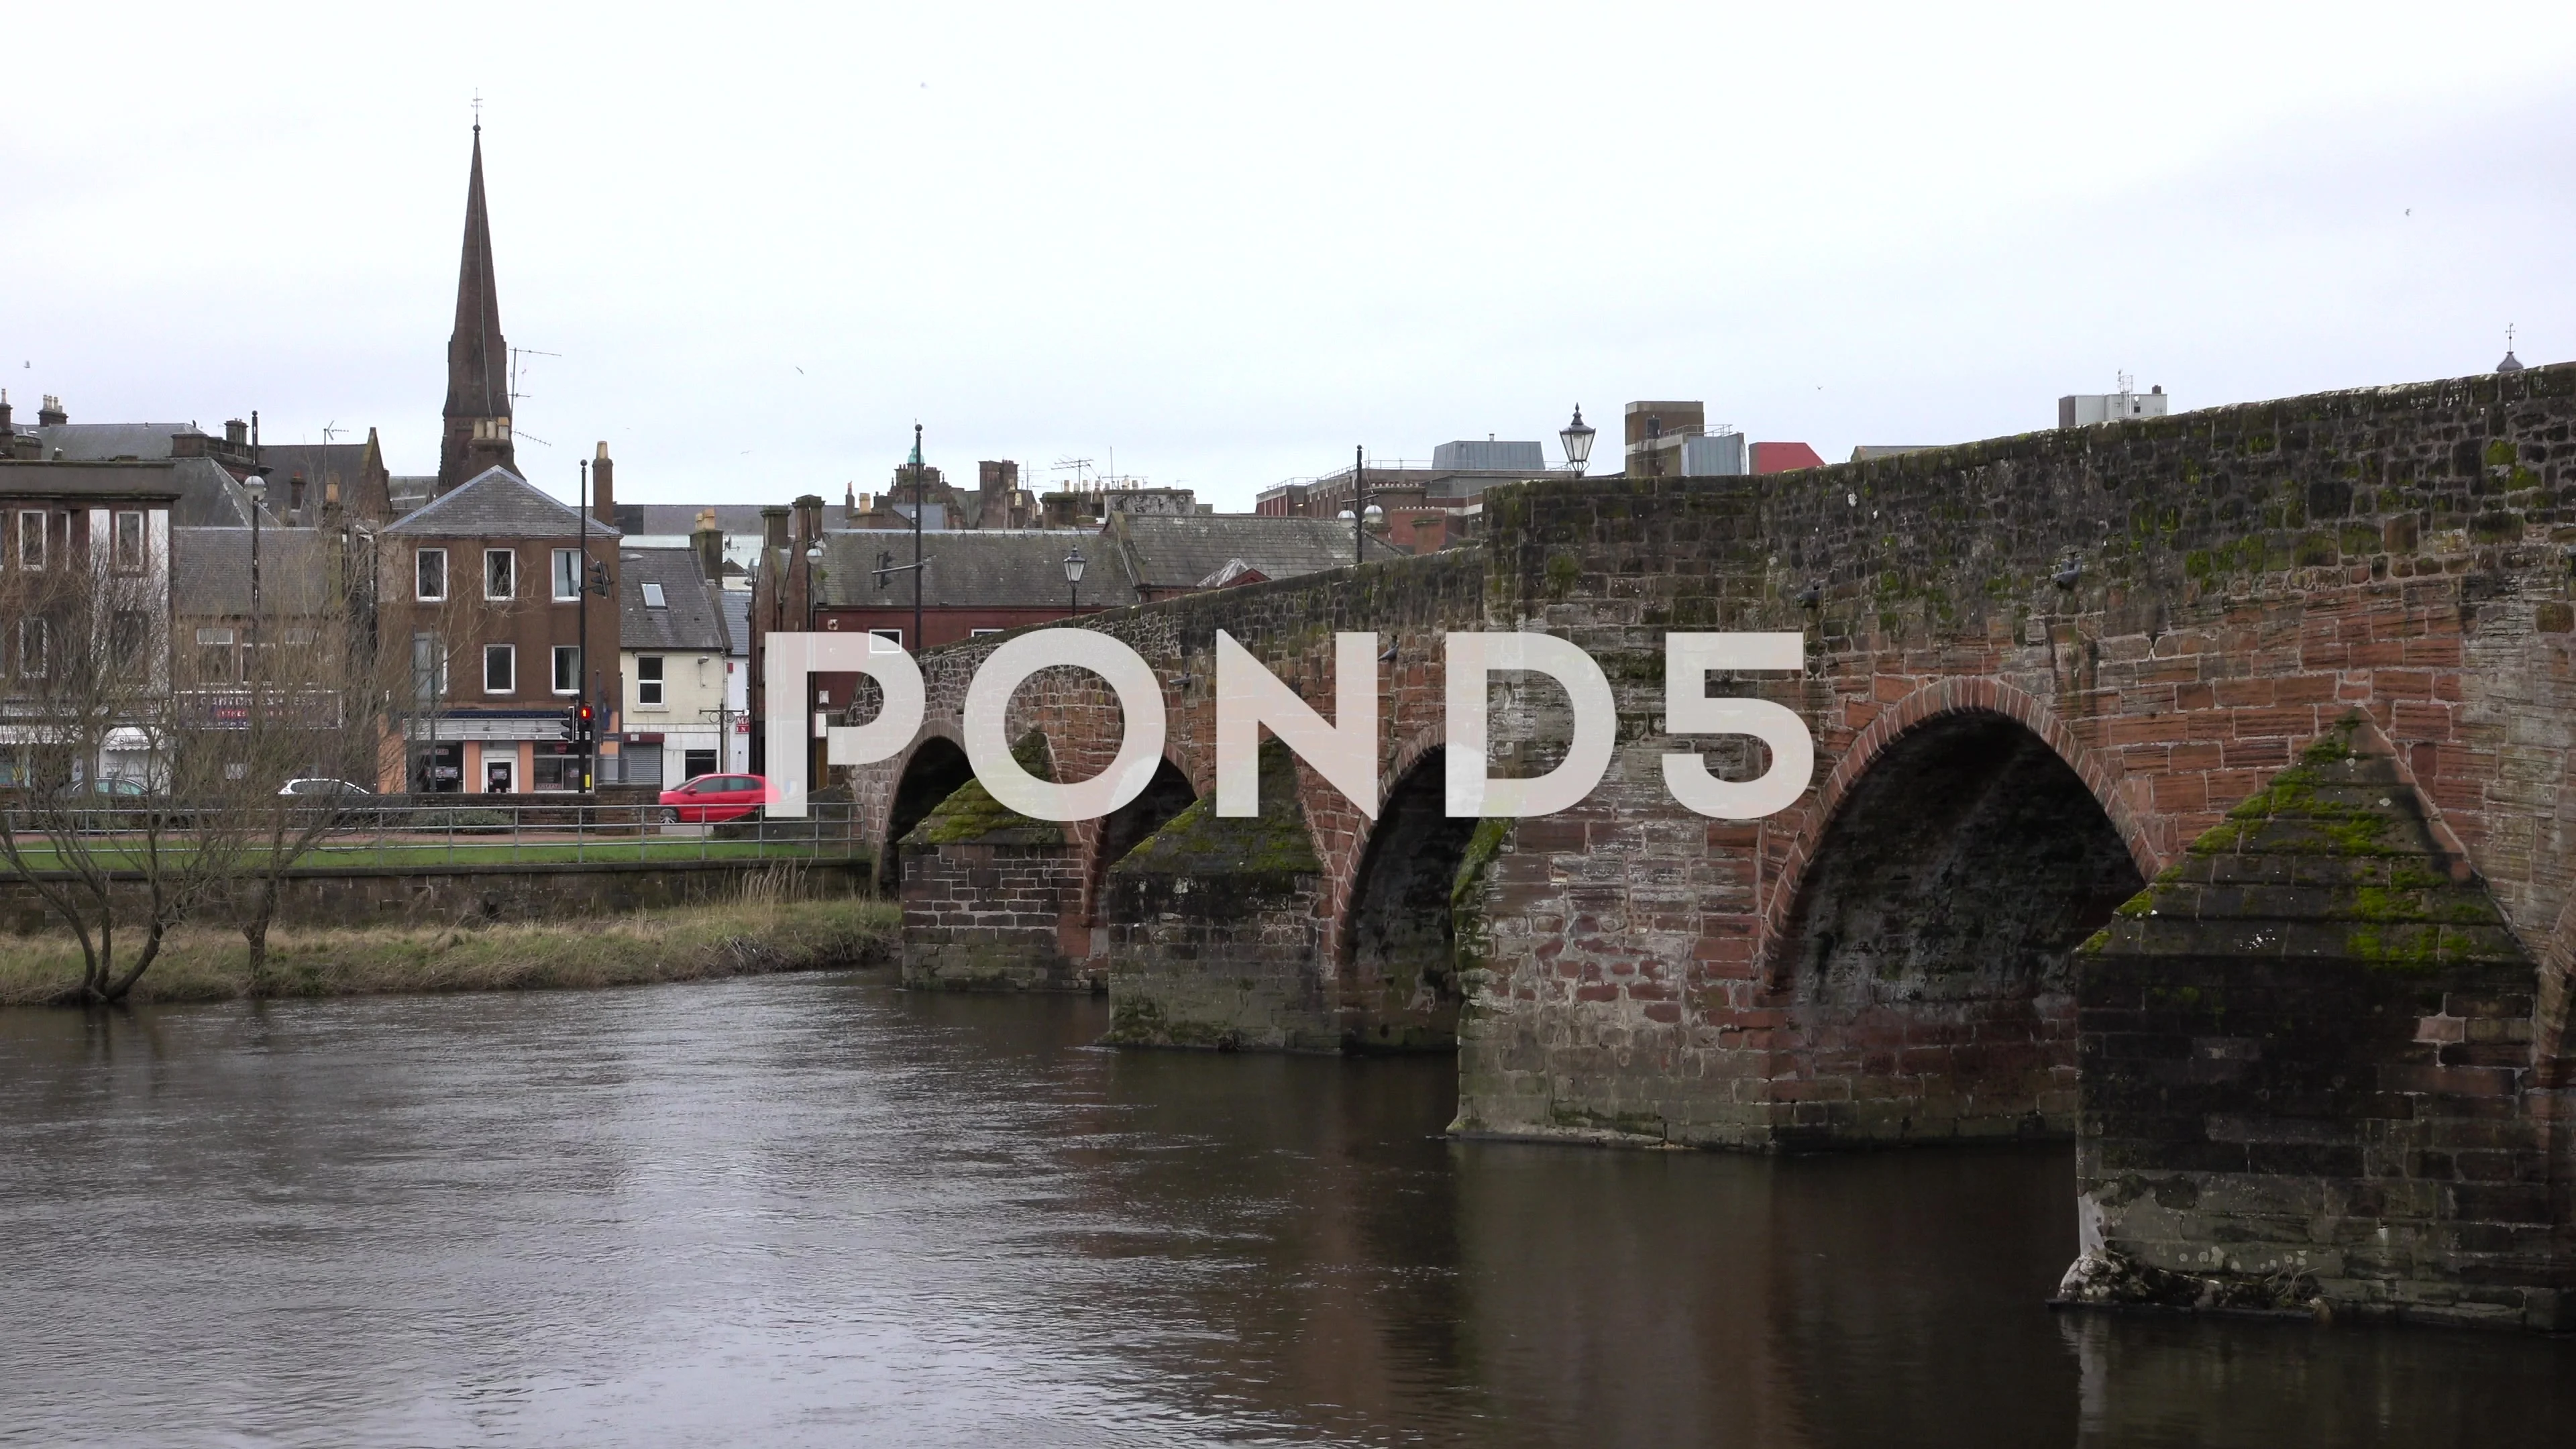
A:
[184,525,400,993]
[0,554,229,1004]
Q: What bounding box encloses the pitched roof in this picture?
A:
[381,466,618,539]
[816,529,1141,609]
[1108,514,1401,592]
[610,503,771,536]
[718,590,751,656]
[170,527,335,616]
[256,441,372,487]
[619,547,729,653]
[14,423,202,461]
[171,456,274,527]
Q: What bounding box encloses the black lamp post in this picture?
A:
[1351,443,1366,566]
[1561,406,1597,477]
[1063,545,1085,614]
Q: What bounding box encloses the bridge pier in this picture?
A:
[2063,731,2574,1330]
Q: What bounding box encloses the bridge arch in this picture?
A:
[1764,678,2151,965]
[1337,744,1475,1052]
[1762,694,2147,1141]
[1081,755,1199,923]
[877,730,973,890]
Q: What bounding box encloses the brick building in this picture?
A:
[380,466,619,793]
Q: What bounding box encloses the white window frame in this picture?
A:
[869,628,903,650]
[113,511,147,572]
[637,654,665,708]
[641,582,667,608]
[553,548,582,602]
[18,511,46,570]
[969,628,1002,637]
[484,548,516,602]
[482,643,516,696]
[415,547,448,602]
[552,645,581,696]
[17,617,46,677]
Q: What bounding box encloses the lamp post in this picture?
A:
[910,423,924,653]
[1352,443,1366,566]
[1063,545,1085,614]
[1561,406,1597,477]
[806,541,825,632]
[243,472,268,672]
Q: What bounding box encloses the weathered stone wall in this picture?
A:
[895,735,1091,991]
[1103,739,1335,1049]
[0,857,873,936]
[899,839,1087,991]
[2065,732,2569,1330]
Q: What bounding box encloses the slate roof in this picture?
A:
[1108,515,1402,592]
[718,590,751,657]
[381,466,618,539]
[816,529,1141,609]
[170,527,334,616]
[256,441,371,487]
[610,503,771,537]
[619,547,728,653]
[171,457,275,527]
[14,423,201,461]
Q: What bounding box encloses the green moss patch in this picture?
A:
[1115,737,1320,877]
[908,732,1065,845]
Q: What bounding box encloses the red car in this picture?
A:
[657,773,771,824]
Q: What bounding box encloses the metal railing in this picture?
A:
[0,798,867,871]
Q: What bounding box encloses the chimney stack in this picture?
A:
[289,473,308,521]
[170,429,210,458]
[592,441,616,526]
[761,504,790,552]
[321,478,344,532]
[225,417,249,451]
[37,394,68,427]
[693,508,724,584]
[0,390,12,434]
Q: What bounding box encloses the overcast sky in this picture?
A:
[4,2,2571,512]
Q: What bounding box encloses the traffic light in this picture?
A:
[574,702,596,745]
[557,705,580,741]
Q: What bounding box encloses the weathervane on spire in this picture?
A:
[472,89,482,134]
[2499,323,2526,374]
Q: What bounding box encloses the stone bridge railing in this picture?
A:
[840,364,2576,1328]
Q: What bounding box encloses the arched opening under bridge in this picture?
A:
[1342,748,1476,1053]
[879,737,973,890]
[1778,710,2145,1141]
[1088,759,1198,919]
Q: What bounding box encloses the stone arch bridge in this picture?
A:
[843,367,2576,1328]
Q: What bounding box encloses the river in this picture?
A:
[3,973,2569,1447]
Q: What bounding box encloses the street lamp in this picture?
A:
[806,541,825,631]
[1063,545,1085,614]
[1560,406,1597,476]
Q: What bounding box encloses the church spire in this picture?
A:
[437,118,515,494]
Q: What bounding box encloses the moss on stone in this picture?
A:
[1115,736,1320,877]
[2093,713,2520,973]
[908,732,1064,845]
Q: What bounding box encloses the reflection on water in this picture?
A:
[2,976,2569,1447]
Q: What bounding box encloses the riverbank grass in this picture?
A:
[0,896,898,1007]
